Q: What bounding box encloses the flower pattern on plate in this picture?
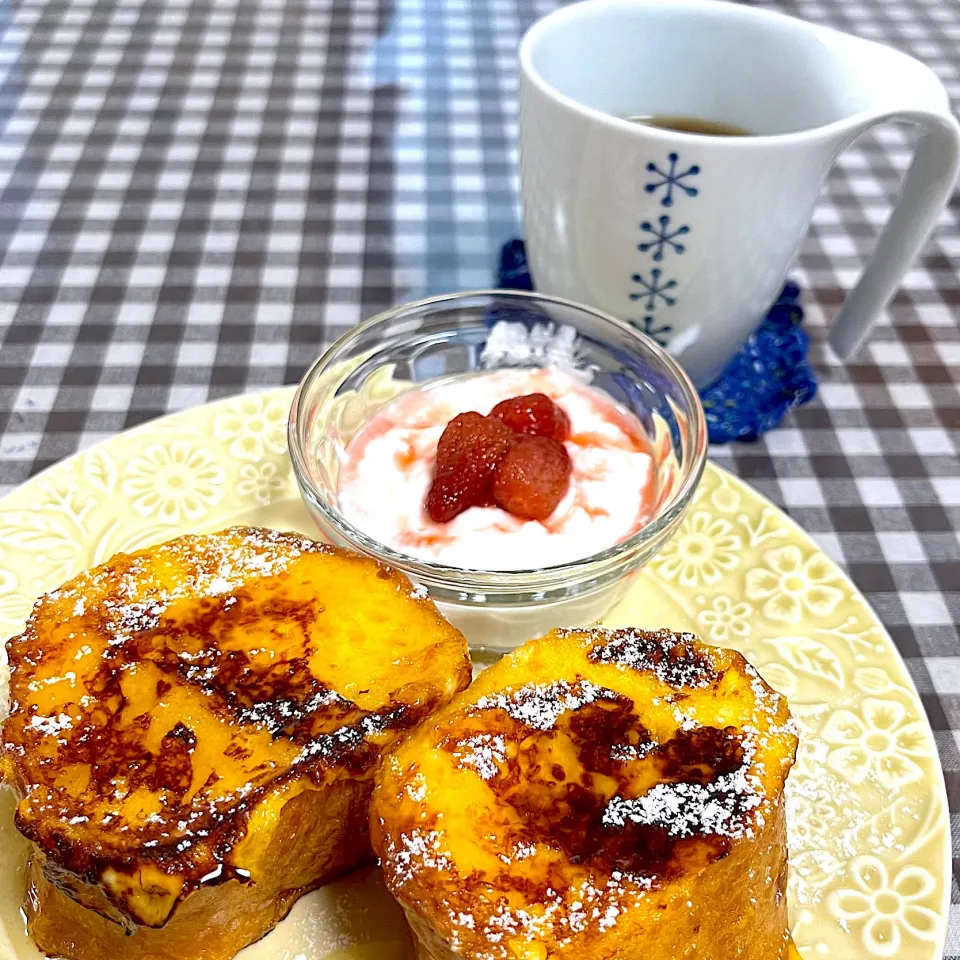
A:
[653,511,742,587]
[829,857,942,957]
[763,635,844,689]
[237,461,288,506]
[710,482,740,514]
[790,798,843,851]
[213,393,287,461]
[853,667,901,696]
[821,697,927,789]
[122,440,226,524]
[745,543,844,624]
[697,595,751,643]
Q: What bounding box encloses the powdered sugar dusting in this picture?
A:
[385,828,454,885]
[239,687,345,731]
[60,527,324,647]
[603,757,764,841]
[475,679,616,731]
[449,872,649,953]
[408,582,429,601]
[745,661,783,718]
[573,626,717,689]
[405,773,427,802]
[102,599,164,645]
[27,712,75,735]
[610,741,657,762]
[452,733,507,780]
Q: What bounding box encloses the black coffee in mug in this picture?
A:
[625,114,753,136]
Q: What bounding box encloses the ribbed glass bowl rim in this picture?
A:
[288,289,708,589]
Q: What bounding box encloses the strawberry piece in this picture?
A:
[493,435,572,521]
[489,393,570,442]
[425,412,516,522]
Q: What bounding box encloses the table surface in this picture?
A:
[0,0,957,950]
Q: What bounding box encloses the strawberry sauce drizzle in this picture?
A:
[336,370,658,570]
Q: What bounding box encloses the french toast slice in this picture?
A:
[371,627,798,960]
[1,526,470,960]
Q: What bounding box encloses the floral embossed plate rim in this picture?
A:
[0,386,948,960]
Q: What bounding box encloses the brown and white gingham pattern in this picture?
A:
[0,0,958,948]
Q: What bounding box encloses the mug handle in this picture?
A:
[829,110,960,359]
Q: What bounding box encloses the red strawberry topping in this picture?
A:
[489,392,570,442]
[492,435,572,521]
[425,412,516,522]
[425,395,573,524]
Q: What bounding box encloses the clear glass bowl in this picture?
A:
[288,290,707,652]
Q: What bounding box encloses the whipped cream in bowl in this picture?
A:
[337,368,657,571]
[289,291,706,652]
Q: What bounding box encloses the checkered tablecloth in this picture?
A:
[0,0,957,948]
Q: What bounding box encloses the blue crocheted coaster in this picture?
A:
[496,239,817,444]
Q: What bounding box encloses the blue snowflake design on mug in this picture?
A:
[644,153,700,207]
[629,153,700,346]
[637,215,689,262]
[630,268,677,310]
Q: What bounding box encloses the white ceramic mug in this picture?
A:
[518,0,960,387]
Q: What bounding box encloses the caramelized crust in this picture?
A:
[1,527,470,957]
[371,627,798,960]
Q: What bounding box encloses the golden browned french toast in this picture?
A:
[1,526,470,960]
[371,627,798,960]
